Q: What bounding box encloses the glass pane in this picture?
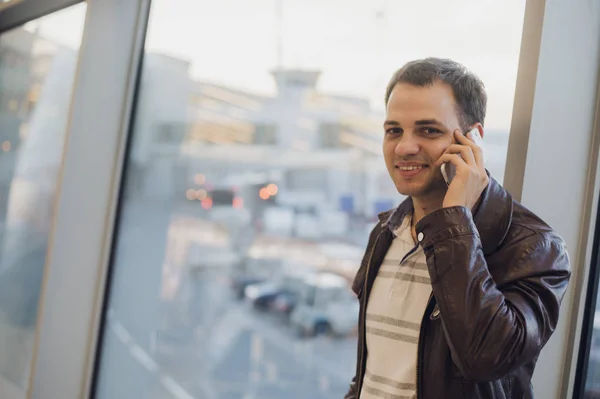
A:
[0,3,86,395]
[95,1,526,398]
[582,294,600,397]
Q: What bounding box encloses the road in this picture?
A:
[94,199,357,399]
[100,275,356,399]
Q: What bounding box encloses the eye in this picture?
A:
[385,127,402,136]
[421,127,443,135]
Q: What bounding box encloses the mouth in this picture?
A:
[396,165,427,171]
[394,163,429,177]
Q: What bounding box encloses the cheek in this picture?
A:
[382,142,396,162]
[426,142,451,162]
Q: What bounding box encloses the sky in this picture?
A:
[27,0,526,129]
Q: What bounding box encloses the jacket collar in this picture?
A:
[377,176,513,255]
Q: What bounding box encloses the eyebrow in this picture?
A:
[415,119,444,126]
[383,119,446,128]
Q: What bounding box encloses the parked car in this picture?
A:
[289,272,359,337]
[231,275,266,300]
[244,271,308,312]
[271,290,299,316]
[244,281,283,310]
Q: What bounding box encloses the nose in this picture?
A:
[394,131,420,157]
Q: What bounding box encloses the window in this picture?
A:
[576,203,600,398]
[254,123,278,145]
[0,3,86,395]
[94,1,526,398]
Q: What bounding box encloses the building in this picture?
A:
[131,53,399,226]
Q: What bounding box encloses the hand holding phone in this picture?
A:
[436,127,489,210]
[440,127,485,186]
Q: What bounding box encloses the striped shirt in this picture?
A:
[359,215,431,399]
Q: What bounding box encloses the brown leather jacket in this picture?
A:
[345,178,571,399]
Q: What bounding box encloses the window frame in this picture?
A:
[573,198,600,398]
[0,0,82,33]
[9,0,153,398]
[0,0,86,397]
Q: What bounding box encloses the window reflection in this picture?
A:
[0,3,86,394]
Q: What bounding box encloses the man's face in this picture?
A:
[383,81,462,201]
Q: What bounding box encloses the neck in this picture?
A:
[411,196,444,227]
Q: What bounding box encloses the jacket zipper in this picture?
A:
[356,228,384,396]
[415,292,433,399]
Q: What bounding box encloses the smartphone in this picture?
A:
[440,127,485,186]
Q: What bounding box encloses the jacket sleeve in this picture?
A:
[415,206,571,382]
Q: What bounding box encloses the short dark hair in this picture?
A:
[385,58,487,131]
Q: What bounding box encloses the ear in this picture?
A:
[473,123,484,140]
[466,123,484,140]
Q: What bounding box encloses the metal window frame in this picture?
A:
[17,0,152,398]
[573,199,600,398]
[0,0,86,397]
[0,0,82,33]
[569,44,600,399]
[504,1,600,398]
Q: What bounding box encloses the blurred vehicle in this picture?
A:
[290,272,358,337]
[244,270,308,312]
[200,186,251,230]
[244,281,283,310]
[271,290,299,317]
[210,188,236,206]
[231,275,266,300]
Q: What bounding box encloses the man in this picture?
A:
[345,58,570,399]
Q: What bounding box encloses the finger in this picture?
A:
[465,130,484,167]
[443,144,476,166]
[456,130,484,167]
[435,153,467,169]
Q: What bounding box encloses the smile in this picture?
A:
[397,165,426,171]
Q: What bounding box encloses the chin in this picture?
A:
[396,185,426,198]
[394,179,446,199]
